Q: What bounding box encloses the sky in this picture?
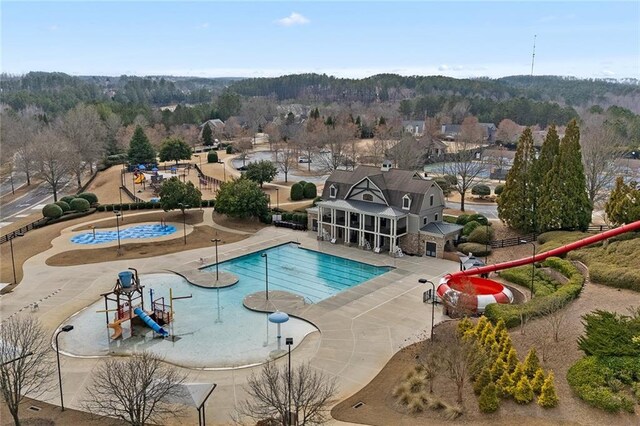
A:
[1,1,639,80]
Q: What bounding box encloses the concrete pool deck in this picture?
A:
[0,213,458,425]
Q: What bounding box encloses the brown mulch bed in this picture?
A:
[332,279,640,426]
[1,397,127,426]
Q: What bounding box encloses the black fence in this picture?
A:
[273,221,307,231]
[490,234,536,249]
[0,219,47,244]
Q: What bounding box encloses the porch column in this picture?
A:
[331,208,336,239]
[374,216,380,250]
[317,206,323,238]
[345,211,350,244]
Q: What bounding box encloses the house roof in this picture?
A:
[199,119,225,129]
[316,199,407,219]
[321,165,442,215]
[420,221,463,236]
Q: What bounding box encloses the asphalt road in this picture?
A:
[0,178,74,227]
[445,200,499,219]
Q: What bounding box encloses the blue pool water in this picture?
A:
[71,224,177,244]
[58,243,391,368]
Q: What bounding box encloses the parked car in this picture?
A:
[298,156,311,163]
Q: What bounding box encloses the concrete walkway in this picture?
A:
[0,218,458,425]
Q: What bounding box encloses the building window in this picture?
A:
[363,193,373,202]
[402,195,411,210]
[430,194,434,206]
[329,185,337,198]
[423,217,428,225]
[435,213,439,221]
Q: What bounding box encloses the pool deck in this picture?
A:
[0,209,459,425]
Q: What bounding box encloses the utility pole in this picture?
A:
[530,34,537,77]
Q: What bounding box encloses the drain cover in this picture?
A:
[352,401,365,409]
[28,406,41,412]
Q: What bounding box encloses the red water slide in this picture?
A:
[448,220,640,279]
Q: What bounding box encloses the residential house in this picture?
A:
[441,123,497,143]
[307,162,463,258]
[403,120,426,136]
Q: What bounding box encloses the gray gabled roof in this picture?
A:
[321,165,442,215]
[316,199,407,219]
[420,221,463,236]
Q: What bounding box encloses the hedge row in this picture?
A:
[485,257,584,328]
[567,356,638,413]
[498,265,558,297]
[263,211,308,225]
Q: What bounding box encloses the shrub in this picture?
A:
[42,203,63,219]
[105,204,114,212]
[513,376,534,404]
[298,180,307,187]
[468,226,494,244]
[462,220,481,236]
[531,368,546,394]
[76,192,98,204]
[471,184,491,197]
[290,183,304,201]
[455,214,470,225]
[494,184,505,195]
[60,196,75,204]
[225,145,234,154]
[457,242,491,257]
[303,182,317,199]
[467,213,489,226]
[478,383,500,413]
[69,198,90,212]
[473,367,493,395]
[444,174,458,185]
[434,177,452,196]
[496,370,514,397]
[97,205,106,212]
[54,201,71,212]
[207,151,219,163]
[443,214,457,224]
[523,348,541,379]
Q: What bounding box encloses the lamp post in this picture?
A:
[178,203,190,245]
[114,210,122,254]
[520,239,536,299]
[55,325,74,411]
[218,160,226,182]
[211,237,221,281]
[286,337,294,426]
[418,279,436,340]
[485,224,490,264]
[275,188,279,210]
[261,252,269,300]
[118,186,124,218]
[8,232,24,284]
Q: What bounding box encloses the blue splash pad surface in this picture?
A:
[71,224,177,244]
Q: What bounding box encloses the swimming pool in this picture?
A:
[71,224,177,244]
[58,243,391,368]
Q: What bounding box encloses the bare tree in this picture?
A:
[264,122,281,151]
[296,121,323,172]
[1,113,38,186]
[444,146,487,211]
[235,138,254,167]
[0,316,54,426]
[581,114,624,207]
[61,104,106,185]
[459,116,484,144]
[275,143,296,183]
[542,297,569,343]
[236,361,338,426]
[436,335,485,404]
[83,352,187,426]
[496,119,521,144]
[33,127,73,202]
[241,97,276,145]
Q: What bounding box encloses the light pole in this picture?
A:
[261,252,269,300]
[55,325,74,411]
[211,237,221,281]
[118,187,124,218]
[8,232,24,284]
[521,239,536,299]
[418,279,436,340]
[178,203,190,245]
[275,188,279,210]
[286,337,294,426]
[218,160,226,182]
[485,224,490,264]
[114,210,122,254]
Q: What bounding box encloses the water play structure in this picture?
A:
[438,220,640,314]
[99,268,171,339]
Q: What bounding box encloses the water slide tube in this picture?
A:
[133,307,169,337]
[437,220,640,312]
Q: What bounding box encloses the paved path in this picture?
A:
[0,220,459,425]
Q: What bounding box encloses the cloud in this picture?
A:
[438,64,449,71]
[599,69,615,76]
[276,12,310,27]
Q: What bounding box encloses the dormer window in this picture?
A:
[402,194,411,210]
[430,194,434,206]
[329,185,337,199]
[363,193,373,202]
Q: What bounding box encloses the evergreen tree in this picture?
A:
[478,383,500,413]
[505,348,518,374]
[531,125,560,233]
[498,128,537,232]
[496,370,514,397]
[457,317,474,338]
[513,375,534,404]
[202,124,213,146]
[523,348,541,379]
[214,177,268,219]
[605,177,640,225]
[158,177,202,212]
[244,160,278,188]
[127,126,156,165]
[510,362,525,385]
[538,120,592,231]
[537,372,559,408]
[490,358,506,382]
[158,138,192,165]
[473,367,493,395]
[531,368,546,394]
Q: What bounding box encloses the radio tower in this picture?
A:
[530,34,537,77]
